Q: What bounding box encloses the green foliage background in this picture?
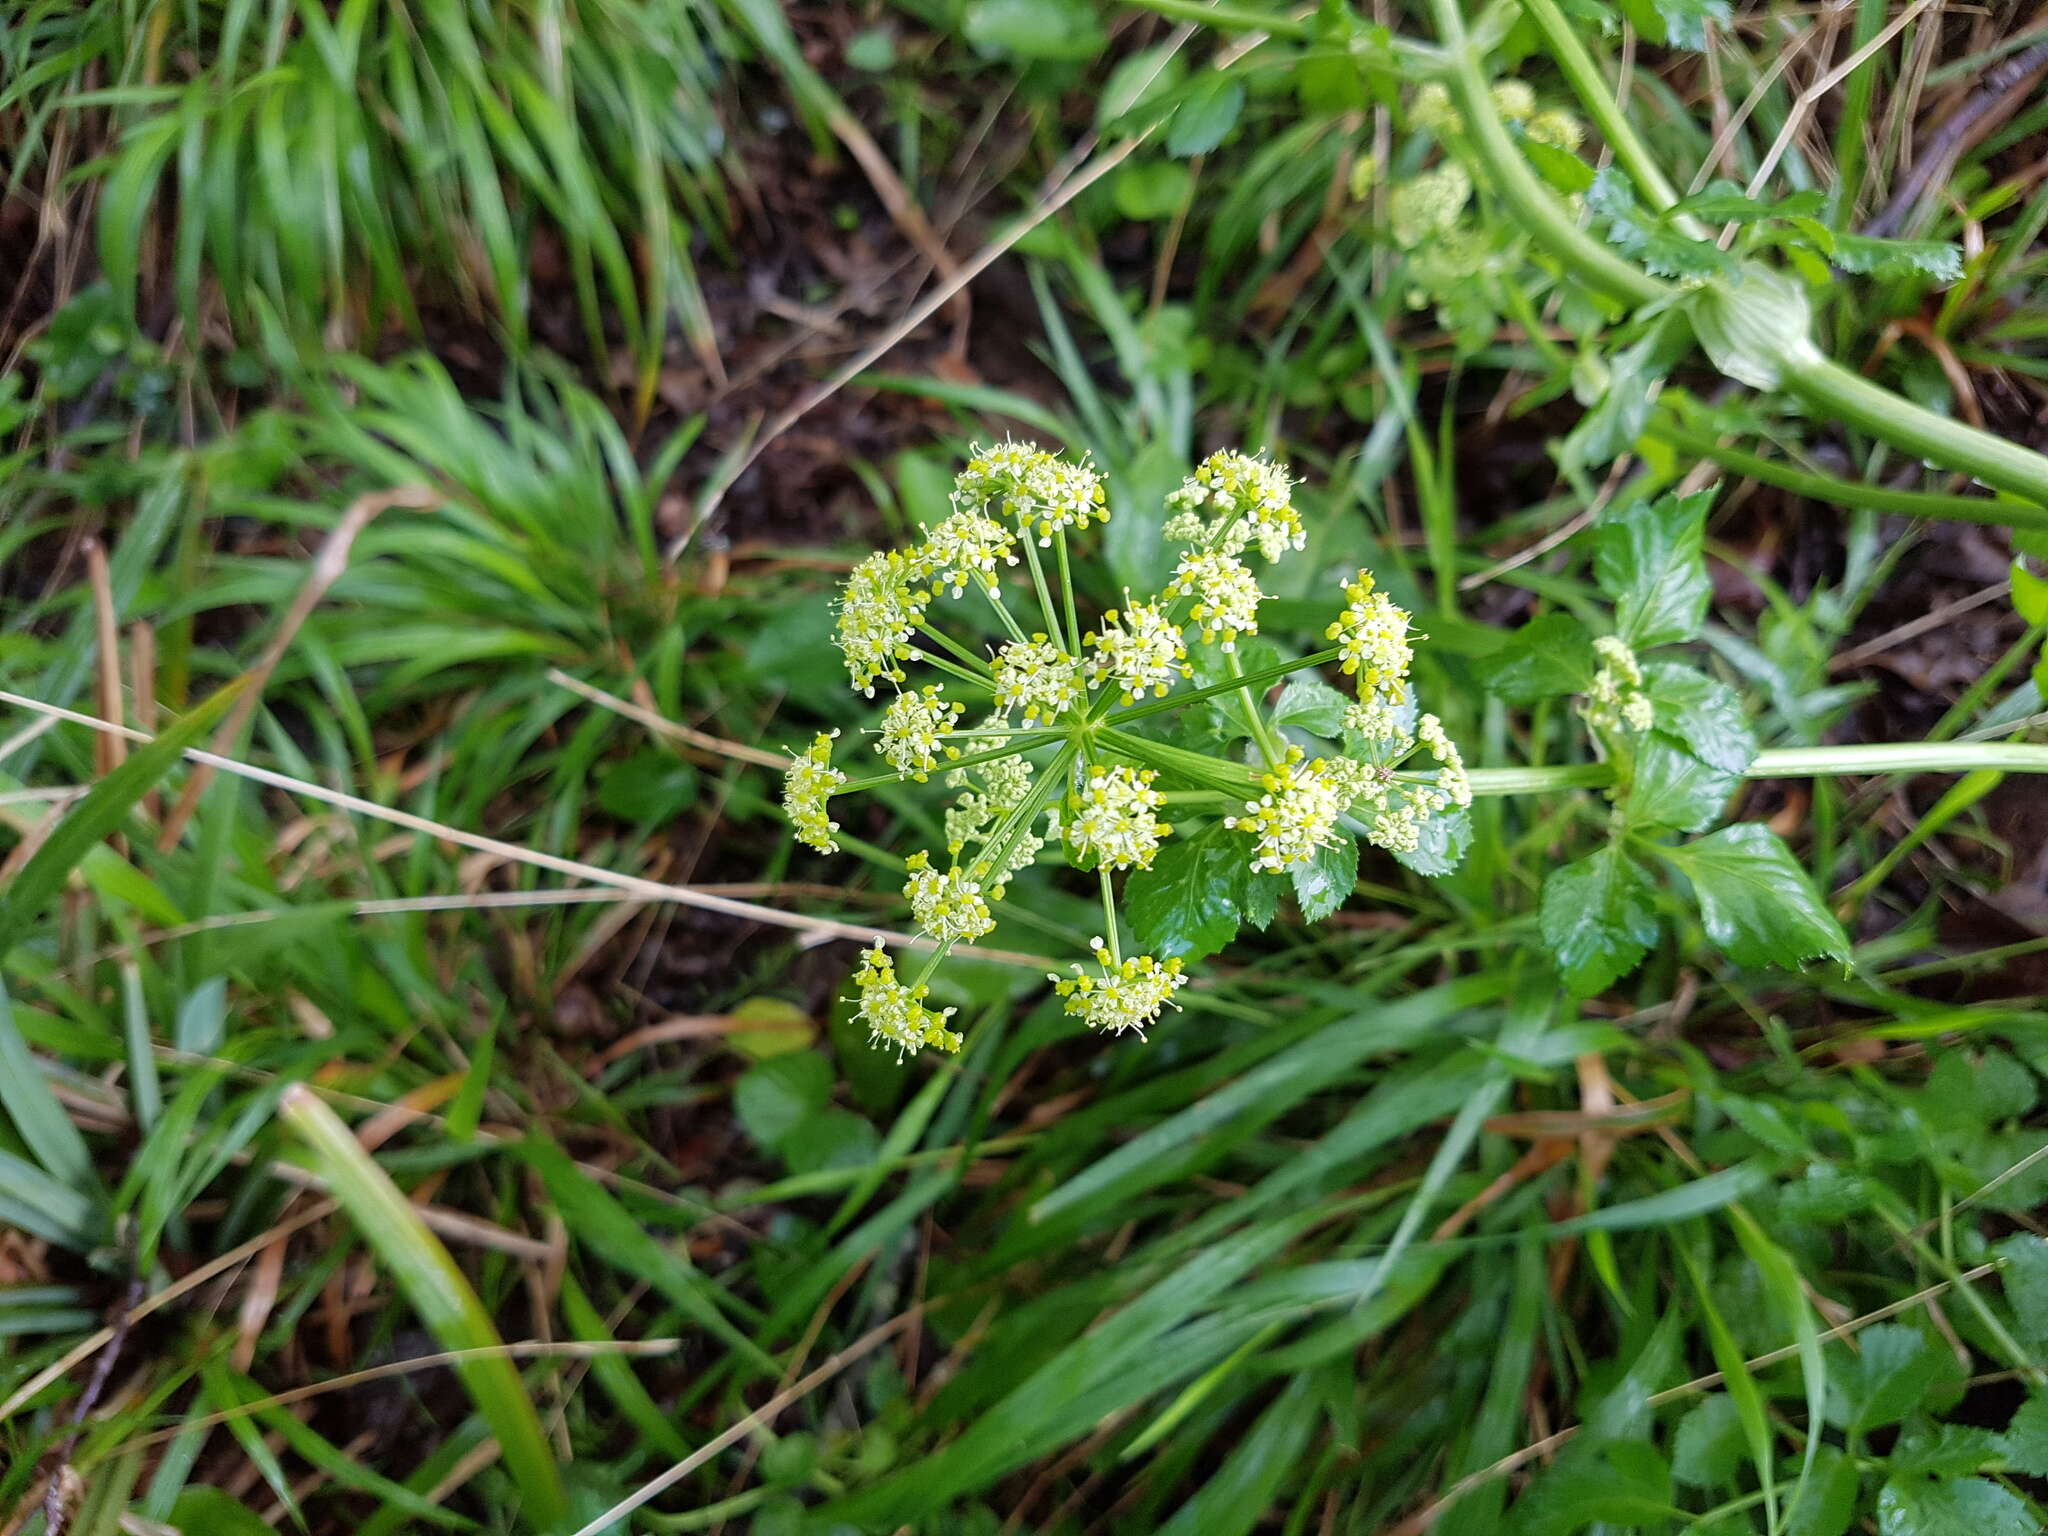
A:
[2,0,2048,1533]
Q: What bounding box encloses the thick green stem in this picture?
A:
[1515,0,1698,231]
[1466,742,2048,799]
[1430,12,1665,308]
[1123,0,1310,37]
[1431,0,2048,512]
[1226,649,1285,767]
[1648,422,2048,532]
[1778,350,2048,510]
[1110,647,1344,725]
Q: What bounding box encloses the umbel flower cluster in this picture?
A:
[782,444,1470,1058]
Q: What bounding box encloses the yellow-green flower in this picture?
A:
[903,850,995,942]
[836,549,930,696]
[1067,764,1170,871]
[1224,747,1350,873]
[1327,569,1414,697]
[921,507,1017,597]
[991,635,1086,724]
[851,943,961,1057]
[1086,602,1189,702]
[1164,450,1303,562]
[1051,944,1187,1036]
[1019,455,1108,544]
[878,684,964,780]
[1164,550,1263,650]
[782,732,845,853]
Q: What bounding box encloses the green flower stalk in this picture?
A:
[781,443,1466,1058]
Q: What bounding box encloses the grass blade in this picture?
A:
[279,1085,570,1533]
[0,676,247,959]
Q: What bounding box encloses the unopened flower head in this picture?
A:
[922,507,1017,597]
[1584,635,1654,734]
[1344,694,1409,744]
[1416,713,1471,808]
[851,944,960,1058]
[1051,944,1187,1036]
[1491,80,1537,121]
[1411,81,1461,134]
[1390,164,1472,249]
[837,550,930,695]
[1067,764,1170,871]
[944,752,1035,855]
[1327,569,1414,696]
[1086,602,1189,702]
[1164,450,1303,563]
[1524,109,1585,152]
[1225,748,1350,873]
[991,635,1086,724]
[904,850,995,942]
[878,685,964,780]
[1164,550,1263,650]
[783,732,844,852]
[1363,787,1446,856]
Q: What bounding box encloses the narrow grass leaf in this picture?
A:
[0,676,247,958]
[280,1086,569,1533]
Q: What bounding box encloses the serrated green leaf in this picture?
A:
[1589,167,1734,278]
[1785,1445,1860,1536]
[1673,1394,1745,1489]
[1539,846,1659,996]
[1886,1426,2002,1479]
[1643,662,1757,774]
[1270,675,1351,737]
[1241,870,1287,930]
[1996,1234,2048,1351]
[1124,823,1243,963]
[1827,1324,1942,1432]
[1671,181,1777,223]
[1832,234,1964,284]
[1595,490,1714,648]
[1999,1392,2048,1477]
[1481,611,1599,702]
[1627,735,1738,834]
[1659,823,1849,970]
[1290,834,1358,923]
[1876,1474,2033,1536]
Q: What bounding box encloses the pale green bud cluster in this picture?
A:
[1583,635,1655,734]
